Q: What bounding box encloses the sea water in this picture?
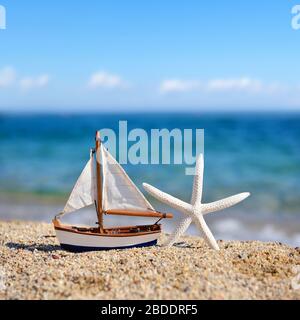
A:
[0,112,299,245]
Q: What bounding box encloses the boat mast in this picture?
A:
[95,131,104,232]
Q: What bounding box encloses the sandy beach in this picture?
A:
[0,220,299,300]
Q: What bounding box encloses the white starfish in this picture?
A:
[143,154,250,250]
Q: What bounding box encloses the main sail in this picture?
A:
[61,151,96,215]
[101,145,155,212]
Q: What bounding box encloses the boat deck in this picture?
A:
[53,219,162,237]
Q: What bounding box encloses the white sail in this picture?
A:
[101,145,154,212]
[61,152,96,215]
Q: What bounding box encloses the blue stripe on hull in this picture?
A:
[60,240,157,252]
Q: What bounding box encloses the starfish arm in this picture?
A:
[143,183,192,214]
[202,192,250,215]
[163,216,193,247]
[193,213,220,250]
[191,154,204,207]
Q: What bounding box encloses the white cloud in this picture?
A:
[88,71,127,89]
[0,66,50,91]
[160,79,201,93]
[207,77,263,92]
[160,77,283,94]
[0,67,16,88]
[19,74,50,91]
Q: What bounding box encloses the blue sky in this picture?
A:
[0,0,299,111]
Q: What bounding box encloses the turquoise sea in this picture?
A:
[0,112,299,246]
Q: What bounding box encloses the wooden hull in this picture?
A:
[53,220,161,252]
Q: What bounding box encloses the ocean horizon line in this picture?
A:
[1,109,300,116]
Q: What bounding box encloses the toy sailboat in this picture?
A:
[53,131,172,252]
